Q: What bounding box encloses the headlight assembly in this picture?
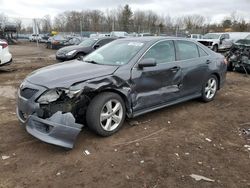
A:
[37,89,62,104]
[37,86,83,104]
[66,50,77,56]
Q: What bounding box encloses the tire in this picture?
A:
[86,92,126,136]
[212,45,218,52]
[201,75,218,102]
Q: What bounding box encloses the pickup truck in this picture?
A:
[197,33,232,52]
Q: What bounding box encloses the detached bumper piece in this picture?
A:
[26,111,83,149]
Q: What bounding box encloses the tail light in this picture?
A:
[0,43,8,49]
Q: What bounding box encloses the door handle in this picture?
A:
[170,66,180,72]
[206,60,212,64]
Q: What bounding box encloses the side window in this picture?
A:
[198,46,208,57]
[143,40,175,64]
[97,39,113,46]
[176,40,199,60]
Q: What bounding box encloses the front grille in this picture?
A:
[20,88,38,99]
[198,41,213,47]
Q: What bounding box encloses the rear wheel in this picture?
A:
[201,75,218,102]
[86,92,126,136]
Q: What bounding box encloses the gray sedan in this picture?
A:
[17,37,227,148]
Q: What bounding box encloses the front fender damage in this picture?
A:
[26,111,83,149]
[29,75,131,148]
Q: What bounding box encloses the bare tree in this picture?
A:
[41,15,52,33]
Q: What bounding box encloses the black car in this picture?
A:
[56,37,117,61]
[17,37,227,148]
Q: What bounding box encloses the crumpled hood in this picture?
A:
[26,60,118,88]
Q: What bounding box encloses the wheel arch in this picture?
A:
[211,72,221,90]
[95,89,132,118]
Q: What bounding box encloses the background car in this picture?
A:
[56,37,117,61]
[29,34,42,42]
[46,35,84,49]
[0,39,12,66]
[197,32,233,52]
[188,34,203,40]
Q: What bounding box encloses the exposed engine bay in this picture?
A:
[226,39,250,74]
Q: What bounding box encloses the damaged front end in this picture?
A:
[226,39,250,74]
[16,81,91,148]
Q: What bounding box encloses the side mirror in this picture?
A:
[93,44,100,49]
[138,58,157,69]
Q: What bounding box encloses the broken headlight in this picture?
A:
[37,87,83,104]
[66,50,77,56]
[37,89,62,104]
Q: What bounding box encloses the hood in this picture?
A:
[234,39,250,47]
[26,60,119,88]
[198,39,217,42]
[57,45,83,54]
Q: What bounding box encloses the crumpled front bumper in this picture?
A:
[24,112,83,149]
[17,80,83,149]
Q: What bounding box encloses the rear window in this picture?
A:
[176,40,199,60]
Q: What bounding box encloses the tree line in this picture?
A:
[1,5,250,35]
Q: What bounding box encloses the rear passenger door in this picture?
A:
[175,40,209,97]
[131,40,183,111]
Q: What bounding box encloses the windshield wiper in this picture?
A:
[84,60,99,64]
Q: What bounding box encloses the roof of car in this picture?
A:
[118,36,192,43]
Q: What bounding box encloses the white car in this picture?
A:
[0,40,12,66]
[29,34,42,42]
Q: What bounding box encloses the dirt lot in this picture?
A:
[0,42,250,188]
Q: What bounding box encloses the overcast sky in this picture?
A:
[1,0,250,24]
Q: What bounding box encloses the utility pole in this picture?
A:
[80,19,83,36]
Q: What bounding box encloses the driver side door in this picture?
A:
[130,40,183,112]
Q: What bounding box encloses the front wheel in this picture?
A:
[86,92,126,136]
[201,75,218,102]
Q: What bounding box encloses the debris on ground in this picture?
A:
[56,172,61,176]
[113,128,166,146]
[83,150,90,155]
[1,155,10,160]
[190,174,215,182]
[128,119,151,126]
[244,145,250,151]
[242,128,250,136]
[140,160,144,164]
[205,138,212,142]
[128,120,139,126]
[174,153,180,158]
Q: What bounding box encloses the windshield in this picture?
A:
[83,40,145,66]
[235,39,250,45]
[203,33,220,39]
[79,38,97,47]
